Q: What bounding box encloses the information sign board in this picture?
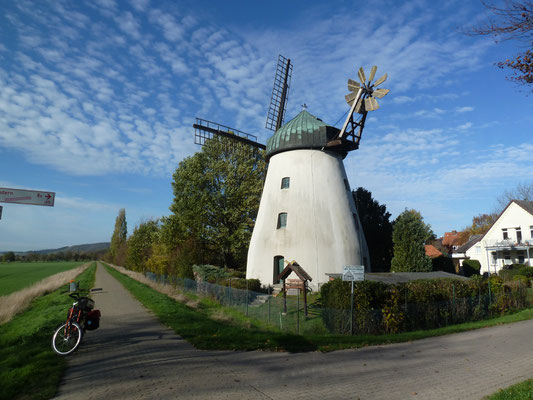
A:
[342,265,364,281]
[0,188,55,207]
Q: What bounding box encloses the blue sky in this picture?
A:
[0,0,532,252]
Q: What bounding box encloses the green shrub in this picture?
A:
[192,264,231,283]
[498,265,531,281]
[513,274,530,287]
[518,266,533,278]
[432,256,456,274]
[489,275,504,293]
[318,276,531,334]
[219,277,261,292]
[463,259,481,277]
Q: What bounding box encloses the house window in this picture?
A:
[502,229,508,240]
[518,251,525,264]
[475,246,481,254]
[503,250,511,265]
[281,177,290,189]
[530,226,533,239]
[273,255,284,284]
[277,212,287,229]
[516,228,522,244]
[343,179,350,191]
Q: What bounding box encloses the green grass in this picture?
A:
[485,379,533,399]
[0,263,96,400]
[104,264,533,352]
[0,261,87,296]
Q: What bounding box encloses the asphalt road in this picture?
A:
[53,263,533,399]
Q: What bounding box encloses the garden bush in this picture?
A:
[498,265,527,282]
[431,256,456,274]
[513,274,529,287]
[319,275,529,335]
[462,259,481,277]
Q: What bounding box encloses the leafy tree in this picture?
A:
[127,218,160,272]
[467,1,533,88]
[391,209,433,272]
[165,139,266,271]
[352,188,393,272]
[109,208,127,265]
[2,251,15,262]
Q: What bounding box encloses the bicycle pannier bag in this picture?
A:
[77,297,95,311]
[86,310,101,331]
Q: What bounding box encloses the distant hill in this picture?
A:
[12,242,110,255]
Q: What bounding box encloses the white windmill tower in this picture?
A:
[246,65,389,290]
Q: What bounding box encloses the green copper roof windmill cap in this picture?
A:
[266,110,340,158]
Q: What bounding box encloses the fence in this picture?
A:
[144,272,530,336]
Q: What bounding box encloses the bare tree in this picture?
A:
[467,1,533,88]
[496,181,533,210]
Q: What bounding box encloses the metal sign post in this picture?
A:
[342,265,365,335]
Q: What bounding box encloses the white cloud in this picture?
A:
[457,122,473,130]
[456,106,474,113]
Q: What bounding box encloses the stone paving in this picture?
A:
[54,263,533,399]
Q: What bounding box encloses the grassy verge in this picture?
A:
[485,379,533,399]
[0,263,96,400]
[104,264,316,352]
[104,264,533,352]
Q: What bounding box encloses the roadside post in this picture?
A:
[343,265,365,335]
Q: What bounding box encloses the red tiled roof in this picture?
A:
[442,231,459,246]
[425,244,443,258]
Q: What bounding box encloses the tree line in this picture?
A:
[1,250,104,263]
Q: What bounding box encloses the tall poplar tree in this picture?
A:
[391,209,433,272]
[110,208,127,265]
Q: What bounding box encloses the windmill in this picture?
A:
[193,55,292,151]
[246,65,389,290]
[191,57,389,290]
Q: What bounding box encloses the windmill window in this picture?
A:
[281,177,290,189]
[277,212,287,229]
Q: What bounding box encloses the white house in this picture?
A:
[455,200,533,274]
[246,110,370,291]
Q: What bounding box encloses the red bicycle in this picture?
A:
[51,289,101,355]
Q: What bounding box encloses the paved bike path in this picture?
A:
[54,263,533,399]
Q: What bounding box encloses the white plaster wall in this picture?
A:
[246,149,369,290]
[477,203,533,274]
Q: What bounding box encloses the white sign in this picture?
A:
[0,187,55,207]
[342,265,364,281]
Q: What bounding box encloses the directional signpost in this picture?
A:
[0,188,55,220]
[343,265,365,335]
[0,188,55,207]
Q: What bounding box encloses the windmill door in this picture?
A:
[273,256,284,284]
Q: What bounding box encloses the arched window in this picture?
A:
[277,212,287,229]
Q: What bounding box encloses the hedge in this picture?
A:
[320,276,529,335]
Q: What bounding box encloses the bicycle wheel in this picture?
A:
[51,321,83,355]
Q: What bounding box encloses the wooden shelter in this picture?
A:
[275,261,312,316]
